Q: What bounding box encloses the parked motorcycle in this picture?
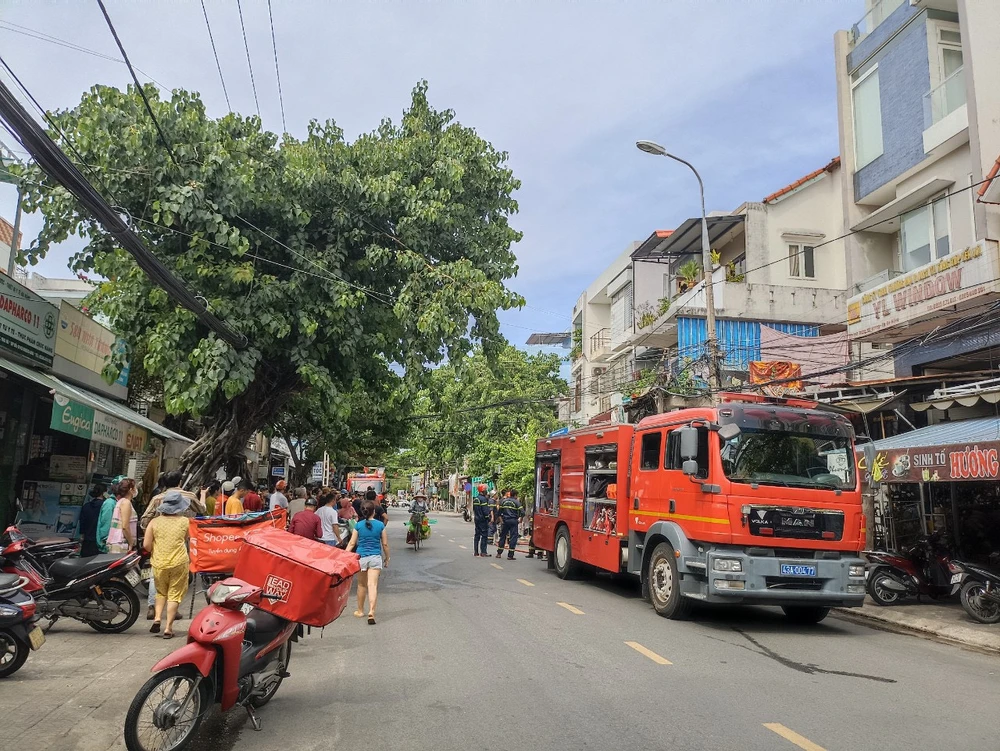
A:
[0,570,44,678]
[462,504,471,522]
[124,577,299,751]
[1,536,142,633]
[2,524,81,568]
[864,533,962,605]
[952,560,1000,624]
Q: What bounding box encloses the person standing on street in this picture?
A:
[289,497,323,540]
[96,481,120,554]
[345,500,389,625]
[143,490,191,638]
[242,481,263,512]
[106,479,138,554]
[223,481,246,515]
[78,483,107,557]
[315,491,342,545]
[201,480,222,516]
[473,489,491,557]
[269,480,289,512]
[495,490,524,560]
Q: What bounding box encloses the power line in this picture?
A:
[199,0,231,111]
[235,0,261,118]
[94,0,179,169]
[266,0,286,133]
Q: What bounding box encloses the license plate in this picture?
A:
[950,573,963,584]
[780,564,817,577]
[28,626,45,650]
[125,569,141,587]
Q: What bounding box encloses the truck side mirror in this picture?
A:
[682,459,699,476]
[678,426,699,460]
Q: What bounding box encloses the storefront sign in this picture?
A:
[847,240,1000,339]
[51,395,94,438]
[49,393,148,451]
[49,454,88,482]
[862,441,1000,484]
[0,273,57,367]
[56,302,129,386]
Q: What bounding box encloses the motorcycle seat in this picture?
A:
[245,609,288,645]
[0,572,24,590]
[48,554,123,580]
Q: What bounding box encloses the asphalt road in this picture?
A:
[5,513,1000,751]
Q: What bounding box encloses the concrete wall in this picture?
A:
[632,259,668,321]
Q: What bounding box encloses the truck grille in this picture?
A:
[764,577,825,591]
[747,506,844,541]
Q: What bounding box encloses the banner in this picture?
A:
[749,361,803,396]
[861,441,1000,484]
[56,301,129,386]
[0,273,57,367]
[188,509,288,573]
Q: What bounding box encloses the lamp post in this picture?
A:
[636,140,721,393]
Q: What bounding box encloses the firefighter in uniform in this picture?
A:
[495,490,524,560]
[472,490,491,556]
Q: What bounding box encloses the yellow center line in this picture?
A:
[458,545,467,549]
[763,724,827,751]
[624,641,671,665]
[517,579,535,587]
[491,563,503,570]
[448,539,455,543]
[557,602,584,615]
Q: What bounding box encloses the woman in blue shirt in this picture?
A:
[346,501,390,624]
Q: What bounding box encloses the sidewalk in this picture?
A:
[833,597,1000,653]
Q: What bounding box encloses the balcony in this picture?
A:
[589,328,611,362]
[856,268,903,294]
[850,0,906,44]
[923,67,968,155]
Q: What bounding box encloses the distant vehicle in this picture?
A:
[345,468,386,499]
[533,393,867,624]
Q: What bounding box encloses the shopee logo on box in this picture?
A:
[264,574,292,602]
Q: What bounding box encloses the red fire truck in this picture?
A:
[532,394,867,623]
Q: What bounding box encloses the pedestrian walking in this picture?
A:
[78,483,107,557]
[473,489,491,557]
[143,490,191,638]
[200,480,222,516]
[289,497,323,540]
[315,491,342,545]
[242,481,264,512]
[269,480,289,512]
[106,478,138,554]
[495,489,524,560]
[345,500,389,625]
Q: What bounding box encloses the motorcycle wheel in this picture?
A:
[124,666,209,751]
[250,641,292,708]
[0,629,29,679]
[960,580,1000,624]
[867,571,904,606]
[87,580,141,633]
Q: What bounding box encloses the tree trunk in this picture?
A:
[176,378,296,489]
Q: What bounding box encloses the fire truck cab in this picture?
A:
[533,394,867,622]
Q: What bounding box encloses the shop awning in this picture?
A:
[0,354,192,445]
[827,391,905,415]
[911,386,1000,412]
[872,417,1000,452]
[631,215,745,261]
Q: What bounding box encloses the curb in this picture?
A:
[832,607,1000,654]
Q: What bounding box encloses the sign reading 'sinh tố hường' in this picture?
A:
[861,442,1000,485]
[846,240,1000,339]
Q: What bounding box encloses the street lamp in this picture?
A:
[636,140,721,392]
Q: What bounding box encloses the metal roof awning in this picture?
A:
[631,215,745,261]
[827,391,905,415]
[0,354,192,444]
[851,177,954,233]
[871,416,1000,452]
[910,378,1000,412]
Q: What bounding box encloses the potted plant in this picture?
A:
[676,259,702,293]
[635,302,657,329]
[710,249,721,269]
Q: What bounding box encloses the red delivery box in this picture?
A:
[235,527,361,627]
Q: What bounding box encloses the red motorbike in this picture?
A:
[123,577,300,751]
[864,533,962,605]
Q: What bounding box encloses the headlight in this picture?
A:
[847,584,866,594]
[713,558,743,573]
[849,564,866,578]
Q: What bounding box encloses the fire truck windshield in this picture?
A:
[720,428,855,490]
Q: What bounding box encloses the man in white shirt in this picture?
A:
[315,491,342,545]
[269,480,289,512]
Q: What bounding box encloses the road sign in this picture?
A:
[271,466,286,478]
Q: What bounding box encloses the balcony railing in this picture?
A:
[856,268,903,294]
[589,328,610,353]
[924,66,966,128]
[850,0,906,44]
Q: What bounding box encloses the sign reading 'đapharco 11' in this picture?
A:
[846,239,1000,340]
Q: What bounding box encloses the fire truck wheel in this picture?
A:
[780,606,830,625]
[553,527,578,580]
[648,542,692,620]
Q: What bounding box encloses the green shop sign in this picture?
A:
[50,395,94,439]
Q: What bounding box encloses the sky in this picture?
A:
[0,0,864,351]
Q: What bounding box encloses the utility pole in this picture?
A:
[636,141,722,393]
[0,140,22,276]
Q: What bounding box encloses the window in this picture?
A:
[852,67,883,168]
[611,283,633,341]
[640,432,662,470]
[536,457,560,515]
[788,244,815,279]
[664,427,709,478]
[901,197,950,272]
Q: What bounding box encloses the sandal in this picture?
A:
[353,610,364,618]
[149,622,161,634]
[367,615,376,625]
[162,632,175,639]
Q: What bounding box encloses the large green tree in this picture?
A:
[16,82,522,483]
